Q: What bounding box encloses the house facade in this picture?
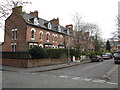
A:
[2,6,74,52]
[2,6,94,52]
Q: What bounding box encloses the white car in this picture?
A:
[102,53,112,60]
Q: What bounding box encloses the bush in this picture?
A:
[70,49,79,57]
[46,49,67,58]
[46,48,79,58]
[29,46,47,59]
[29,47,80,59]
[90,52,102,56]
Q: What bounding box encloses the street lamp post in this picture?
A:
[67,29,70,65]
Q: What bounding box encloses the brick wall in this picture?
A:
[2,58,67,68]
[26,25,65,47]
[2,11,27,52]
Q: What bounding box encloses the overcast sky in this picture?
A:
[0,0,119,42]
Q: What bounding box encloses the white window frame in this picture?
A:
[58,25,61,32]
[39,31,43,41]
[11,43,17,52]
[46,32,50,42]
[31,28,36,40]
[55,34,58,43]
[34,17,39,25]
[60,35,63,43]
[39,44,43,48]
[12,29,17,40]
[48,23,52,29]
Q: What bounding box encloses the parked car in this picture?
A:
[90,55,103,62]
[102,53,112,60]
[106,53,113,59]
[114,52,120,64]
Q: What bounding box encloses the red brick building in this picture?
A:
[2,6,73,52]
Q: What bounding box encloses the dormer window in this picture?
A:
[48,23,52,29]
[67,29,70,35]
[34,17,39,25]
[58,26,61,32]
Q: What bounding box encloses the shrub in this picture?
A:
[90,52,102,56]
[70,49,79,57]
[46,49,67,58]
[29,46,47,59]
[46,48,79,58]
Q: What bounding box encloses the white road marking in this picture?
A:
[106,82,118,85]
[59,75,70,78]
[72,77,81,80]
[57,75,117,85]
[93,79,106,83]
[81,78,92,81]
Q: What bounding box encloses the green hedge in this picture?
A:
[46,48,79,58]
[90,52,102,56]
[29,46,47,59]
[29,46,79,59]
[46,49,66,58]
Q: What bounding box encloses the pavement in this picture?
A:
[1,59,91,73]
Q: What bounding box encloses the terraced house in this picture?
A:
[2,6,74,52]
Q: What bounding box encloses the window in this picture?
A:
[39,44,43,48]
[58,26,61,32]
[29,43,38,49]
[46,32,50,42]
[46,33,49,42]
[60,35,63,43]
[52,34,55,42]
[34,17,39,25]
[12,29,17,40]
[48,23,52,29]
[40,33,42,40]
[67,29,70,35]
[55,34,58,43]
[11,43,17,52]
[31,30,34,38]
[39,31,43,41]
[31,28,36,40]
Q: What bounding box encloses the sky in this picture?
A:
[0,0,119,42]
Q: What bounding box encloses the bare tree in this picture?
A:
[72,13,101,53]
[0,0,31,29]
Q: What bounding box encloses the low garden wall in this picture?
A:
[2,58,67,68]
[1,47,78,68]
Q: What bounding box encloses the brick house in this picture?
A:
[2,6,73,52]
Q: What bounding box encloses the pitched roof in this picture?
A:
[22,12,67,35]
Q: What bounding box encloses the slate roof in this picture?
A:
[22,13,68,35]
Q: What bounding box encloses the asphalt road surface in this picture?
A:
[2,59,119,88]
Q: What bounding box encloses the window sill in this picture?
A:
[31,38,35,40]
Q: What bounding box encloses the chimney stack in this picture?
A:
[65,24,73,30]
[30,10,38,17]
[12,6,22,15]
[50,18,59,25]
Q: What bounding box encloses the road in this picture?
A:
[2,59,119,88]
